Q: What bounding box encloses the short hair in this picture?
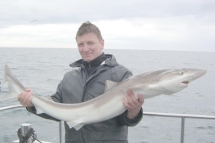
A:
[76,21,103,41]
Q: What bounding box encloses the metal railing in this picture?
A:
[0,105,23,111]
[1,105,215,143]
[143,112,215,143]
[0,105,64,143]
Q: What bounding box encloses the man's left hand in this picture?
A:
[122,90,144,119]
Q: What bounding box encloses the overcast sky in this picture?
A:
[0,0,214,52]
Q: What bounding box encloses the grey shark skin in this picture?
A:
[0,65,206,130]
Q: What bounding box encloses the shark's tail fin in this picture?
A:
[0,65,25,101]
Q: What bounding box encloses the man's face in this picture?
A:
[76,33,104,62]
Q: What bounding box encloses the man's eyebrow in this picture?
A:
[77,41,83,44]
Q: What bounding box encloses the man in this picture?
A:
[18,21,144,143]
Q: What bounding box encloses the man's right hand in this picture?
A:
[17,88,34,107]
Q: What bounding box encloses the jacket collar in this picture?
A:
[82,53,106,68]
[69,54,118,68]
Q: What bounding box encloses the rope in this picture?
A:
[17,127,42,143]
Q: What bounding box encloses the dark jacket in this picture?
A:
[27,54,143,143]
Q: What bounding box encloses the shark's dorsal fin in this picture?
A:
[104,80,118,92]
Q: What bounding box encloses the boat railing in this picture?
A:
[143,112,215,143]
[1,105,215,143]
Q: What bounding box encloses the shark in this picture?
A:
[0,65,206,130]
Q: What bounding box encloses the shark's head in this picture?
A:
[156,68,207,95]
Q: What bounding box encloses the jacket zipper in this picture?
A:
[81,66,88,102]
[89,63,91,69]
[81,64,105,102]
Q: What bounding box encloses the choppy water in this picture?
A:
[0,48,214,143]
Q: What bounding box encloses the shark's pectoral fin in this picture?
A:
[66,121,85,130]
[74,123,85,130]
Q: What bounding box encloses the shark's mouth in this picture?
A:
[181,81,189,85]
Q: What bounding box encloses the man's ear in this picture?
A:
[101,39,104,50]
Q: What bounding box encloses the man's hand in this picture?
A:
[122,90,144,119]
[17,88,34,107]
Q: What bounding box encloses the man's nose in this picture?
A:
[82,45,90,52]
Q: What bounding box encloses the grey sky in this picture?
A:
[0,0,215,51]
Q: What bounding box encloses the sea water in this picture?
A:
[0,48,214,143]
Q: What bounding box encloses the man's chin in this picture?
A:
[83,57,93,62]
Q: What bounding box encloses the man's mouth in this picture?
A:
[84,53,92,57]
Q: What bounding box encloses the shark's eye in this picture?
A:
[179,70,186,75]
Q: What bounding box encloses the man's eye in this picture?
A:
[79,43,84,47]
[88,42,94,45]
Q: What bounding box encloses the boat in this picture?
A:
[1,105,215,143]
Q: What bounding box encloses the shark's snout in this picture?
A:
[180,69,206,86]
[193,70,207,81]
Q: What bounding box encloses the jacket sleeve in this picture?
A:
[114,65,143,126]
